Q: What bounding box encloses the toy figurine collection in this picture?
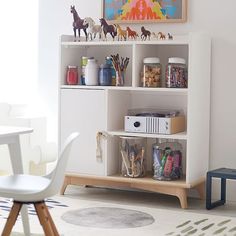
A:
[70,5,173,42]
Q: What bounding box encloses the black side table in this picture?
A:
[206,168,236,210]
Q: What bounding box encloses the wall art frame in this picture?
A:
[102,0,187,23]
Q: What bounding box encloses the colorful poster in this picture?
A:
[103,0,187,23]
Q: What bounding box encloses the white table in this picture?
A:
[0,126,33,235]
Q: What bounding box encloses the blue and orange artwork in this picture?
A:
[103,0,183,21]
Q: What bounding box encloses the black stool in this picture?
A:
[206,168,236,210]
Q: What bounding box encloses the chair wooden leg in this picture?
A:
[44,202,60,236]
[34,202,54,236]
[2,202,22,236]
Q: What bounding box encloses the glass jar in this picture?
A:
[120,136,146,178]
[105,57,116,86]
[152,140,183,181]
[166,57,188,88]
[141,57,162,87]
[99,64,112,86]
[80,56,89,85]
[66,66,78,85]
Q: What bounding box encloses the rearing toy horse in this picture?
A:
[70,5,88,41]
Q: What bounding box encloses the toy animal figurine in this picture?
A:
[70,5,88,41]
[99,18,117,41]
[116,24,127,41]
[83,17,102,40]
[141,26,151,41]
[151,32,159,39]
[126,27,139,40]
[158,32,166,40]
[168,33,173,40]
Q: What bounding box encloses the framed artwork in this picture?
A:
[102,0,187,23]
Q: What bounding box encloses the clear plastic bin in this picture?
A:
[120,136,146,178]
[153,140,183,181]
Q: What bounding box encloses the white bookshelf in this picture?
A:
[59,33,211,209]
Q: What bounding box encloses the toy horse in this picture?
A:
[70,5,88,41]
[83,17,102,40]
[127,27,139,40]
[151,32,159,39]
[116,24,127,41]
[99,18,117,40]
[158,32,166,40]
[168,33,173,40]
[141,26,151,41]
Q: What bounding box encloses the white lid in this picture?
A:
[168,57,186,64]
[143,57,160,64]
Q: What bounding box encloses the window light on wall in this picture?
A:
[0,1,38,104]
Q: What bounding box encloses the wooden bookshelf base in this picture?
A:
[60,173,205,209]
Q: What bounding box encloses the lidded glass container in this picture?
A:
[66,66,78,85]
[141,57,162,87]
[120,136,146,178]
[98,64,112,86]
[165,57,188,88]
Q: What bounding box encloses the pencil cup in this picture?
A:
[115,70,125,86]
[119,136,146,178]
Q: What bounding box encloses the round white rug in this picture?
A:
[61,207,155,228]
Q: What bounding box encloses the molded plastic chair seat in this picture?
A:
[0,175,50,201]
[0,132,79,236]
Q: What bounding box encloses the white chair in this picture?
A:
[0,132,79,236]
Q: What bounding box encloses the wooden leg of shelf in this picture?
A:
[176,188,188,209]
[195,181,205,200]
[60,176,70,195]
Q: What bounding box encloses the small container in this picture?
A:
[99,64,112,86]
[81,56,94,85]
[66,66,78,85]
[105,57,116,86]
[153,140,183,181]
[141,57,162,87]
[166,57,188,88]
[120,136,146,178]
[85,58,98,86]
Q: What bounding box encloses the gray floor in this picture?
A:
[64,185,236,218]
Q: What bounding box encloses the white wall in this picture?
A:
[39,0,236,200]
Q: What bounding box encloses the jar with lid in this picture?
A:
[66,66,78,85]
[99,64,112,86]
[84,58,98,86]
[165,57,188,88]
[141,57,162,87]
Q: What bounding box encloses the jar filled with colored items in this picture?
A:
[66,66,78,85]
[165,57,188,88]
[152,140,183,181]
[99,64,112,86]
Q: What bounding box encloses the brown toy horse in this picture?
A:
[127,27,139,40]
[141,26,151,40]
[70,5,88,41]
[158,32,166,40]
[99,18,117,40]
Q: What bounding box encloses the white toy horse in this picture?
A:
[83,17,102,40]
